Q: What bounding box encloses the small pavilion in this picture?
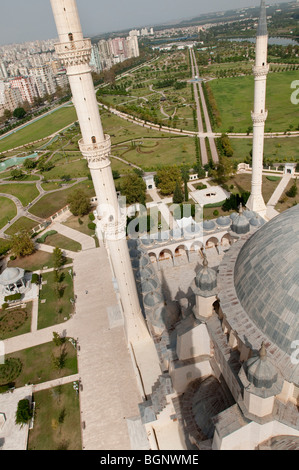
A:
[0,267,27,296]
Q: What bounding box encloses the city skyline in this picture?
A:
[0,0,293,46]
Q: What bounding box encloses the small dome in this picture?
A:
[243,210,255,219]
[139,278,159,293]
[246,344,279,390]
[0,267,24,285]
[170,228,184,240]
[230,212,238,220]
[249,217,261,227]
[194,256,217,293]
[135,266,155,282]
[216,216,231,227]
[231,205,250,234]
[144,291,163,308]
[185,224,201,234]
[203,220,216,231]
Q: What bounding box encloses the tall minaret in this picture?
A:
[246,0,269,217]
[50,0,149,345]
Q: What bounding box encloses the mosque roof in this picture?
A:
[218,205,299,385]
[234,204,299,357]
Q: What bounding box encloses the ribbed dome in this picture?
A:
[0,267,24,285]
[246,344,278,389]
[235,205,299,355]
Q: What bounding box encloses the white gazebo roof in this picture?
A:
[0,267,25,286]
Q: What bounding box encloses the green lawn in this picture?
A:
[113,136,196,171]
[4,216,38,236]
[38,268,75,330]
[7,340,78,388]
[0,106,78,153]
[43,233,82,252]
[8,250,73,272]
[0,183,39,206]
[0,196,17,229]
[225,173,281,204]
[209,71,299,133]
[231,137,299,164]
[29,180,95,219]
[0,302,32,340]
[28,383,82,450]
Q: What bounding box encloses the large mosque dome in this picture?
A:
[234,204,299,356]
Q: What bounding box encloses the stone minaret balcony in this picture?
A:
[252,64,270,77]
[78,135,111,163]
[54,38,92,67]
[251,110,268,124]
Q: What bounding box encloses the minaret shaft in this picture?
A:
[246,1,268,217]
[50,0,149,344]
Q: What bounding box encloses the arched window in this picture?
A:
[91,136,96,144]
[68,33,74,42]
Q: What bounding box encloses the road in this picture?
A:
[189,48,219,165]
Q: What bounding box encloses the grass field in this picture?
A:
[7,340,78,388]
[0,302,32,340]
[113,136,196,170]
[0,183,39,206]
[4,216,38,236]
[209,71,299,133]
[8,250,73,272]
[225,173,281,204]
[44,233,82,252]
[0,196,17,229]
[231,136,299,163]
[0,106,77,153]
[38,268,75,330]
[28,383,82,450]
[29,180,95,219]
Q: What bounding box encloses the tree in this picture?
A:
[286,179,298,198]
[15,399,33,427]
[211,156,235,186]
[53,247,65,269]
[52,331,67,347]
[67,189,91,217]
[13,107,26,119]
[10,230,35,258]
[156,166,182,196]
[173,180,184,204]
[10,169,24,180]
[3,109,12,121]
[121,173,146,205]
[23,159,37,170]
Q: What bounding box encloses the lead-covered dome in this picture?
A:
[234,205,299,355]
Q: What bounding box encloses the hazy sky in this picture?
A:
[0,0,293,46]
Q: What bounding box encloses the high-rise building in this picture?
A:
[10,76,36,105]
[90,44,102,73]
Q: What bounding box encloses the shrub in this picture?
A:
[89,213,95,221]
[31,273,39,285]
[213,210,219,217]
[88,222,96,231]
[15,399,33,427]
[4,293,22,302]
[36,230,58,244]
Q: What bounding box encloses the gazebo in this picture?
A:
[0,267,27,296]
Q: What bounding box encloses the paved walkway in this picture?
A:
[50,222,96,251]
[266,174,292,220]
[2,246,145,451]
[147,188,179,231]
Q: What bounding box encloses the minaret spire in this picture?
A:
[246,0,269,217]
[50,0,150,345]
